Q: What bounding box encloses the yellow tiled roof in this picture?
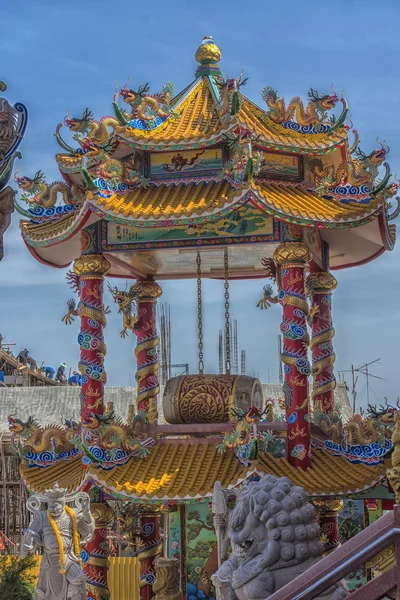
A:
[87,180,379,223]
[20,179,381,246]
[20,456,86,494]
[20,445,390,499]
[238,99,346,152]
[114,78,346,152]
[253,181,381,222]
[88,179,236,219]
[116,78,223,146]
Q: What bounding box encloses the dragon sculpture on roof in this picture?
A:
[8,415,75,454]
[262,86,343,129]
[54,108,119,156]
[81,404,150,456]
[315,142,390,193]
[113,81,176,126]
[15,170,84,208]
[314,400,397,445]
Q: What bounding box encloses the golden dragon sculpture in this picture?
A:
[107,282,139,338]
[315,401,397,445]
[54,108,119,155]
[315,142,389,191]
[113,81,176,125]
[261,86,339,126]
[8,416,75,454]
[81,406,149,455]
[15,170,84,208]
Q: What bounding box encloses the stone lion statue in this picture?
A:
[212,475,347,599]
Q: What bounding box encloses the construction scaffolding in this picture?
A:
[158,303,171,387]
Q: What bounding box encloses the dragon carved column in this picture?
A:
[306,267,337,414]
[131,279,163,424]
[73,253,111,419]
[138,509,162,600]
[84,500,114,600]
[273,242,311,470]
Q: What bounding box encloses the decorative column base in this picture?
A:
[313,499,344,554]
[153,557,183,600]
[84,501,114,600]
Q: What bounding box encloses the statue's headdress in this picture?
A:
[44,482,66,503]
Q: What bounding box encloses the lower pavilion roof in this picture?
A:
[18,177,394,275]
[21,179,382,229]
[19,444,391,501]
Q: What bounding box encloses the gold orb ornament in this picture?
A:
[195,36,221,64]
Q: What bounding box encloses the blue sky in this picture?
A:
[1,0,399,409]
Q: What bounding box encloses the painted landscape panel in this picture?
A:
[257,151,301,179]
[150,148,223,179]
[106,206,275,247]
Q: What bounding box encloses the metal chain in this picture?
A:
[196,252,204,375]
[224,247,231,375]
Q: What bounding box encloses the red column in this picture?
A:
[306,267,337,414]
[84,502,114,600]
[130,280,162,424]
[73,254,111,419]
[138,510,162,600]
[313,499,344,554]
[273,242,311,470]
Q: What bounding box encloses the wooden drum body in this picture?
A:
[162,374,263,424]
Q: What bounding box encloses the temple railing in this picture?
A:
[268,505,400,600]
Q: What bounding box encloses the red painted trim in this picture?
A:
[22,210,92,267]
[378,210,396,251]
[23,240,72,269]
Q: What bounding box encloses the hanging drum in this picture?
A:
[162,374,263,424]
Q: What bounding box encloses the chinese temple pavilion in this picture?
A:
[11,36,399,599]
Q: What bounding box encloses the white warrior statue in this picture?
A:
[20,482,95,600]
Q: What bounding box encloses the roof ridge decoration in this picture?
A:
[261,85,348,135]
[195,35,222,78]
[314,139,392,200]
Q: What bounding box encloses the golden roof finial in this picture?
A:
[195,36,222,64]
[0,81,7,92]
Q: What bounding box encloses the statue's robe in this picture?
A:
[21,509,94,600]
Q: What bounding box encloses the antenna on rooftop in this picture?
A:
[338,358,384,412]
